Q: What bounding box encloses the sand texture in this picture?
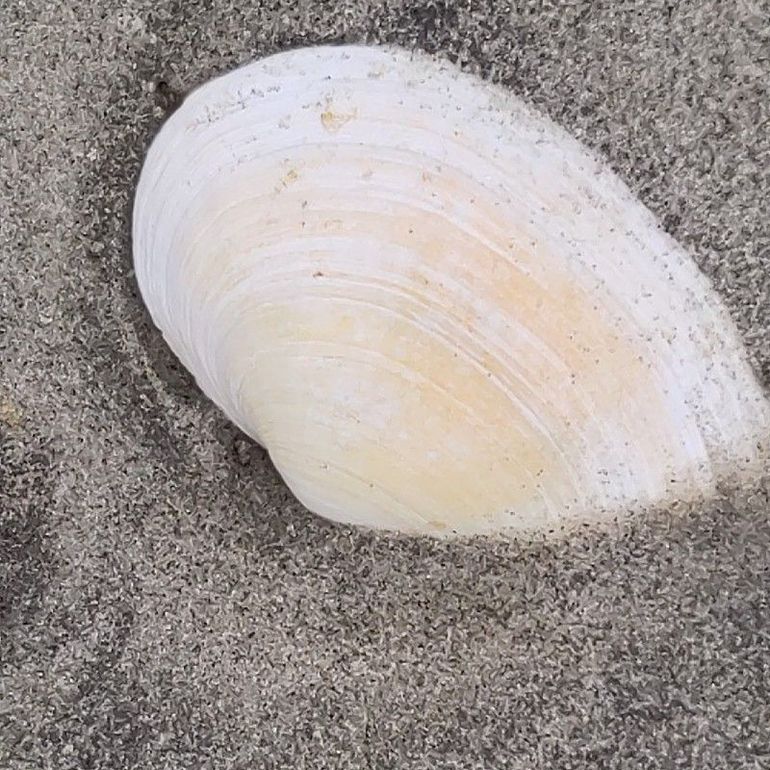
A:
[2,1,770,768]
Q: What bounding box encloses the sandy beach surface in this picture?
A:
[2,2,769,768]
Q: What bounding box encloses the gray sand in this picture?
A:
[2,1,770,768]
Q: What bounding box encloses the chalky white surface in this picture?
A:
[135,45,768,534]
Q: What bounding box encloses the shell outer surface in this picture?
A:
[133,45,769,536]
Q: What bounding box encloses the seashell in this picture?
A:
[133,45,769,536]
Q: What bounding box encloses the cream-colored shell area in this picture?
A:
[133,45,769,536]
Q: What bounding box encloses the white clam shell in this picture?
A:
[133,45,769,536]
